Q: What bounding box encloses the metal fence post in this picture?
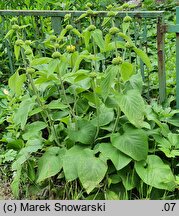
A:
[176,6,179,109]
[157,15,166,104]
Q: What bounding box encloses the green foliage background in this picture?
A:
[0,0,179,200]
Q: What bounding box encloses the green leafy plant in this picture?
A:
[0,6,178,200]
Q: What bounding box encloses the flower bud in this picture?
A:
[86,9,94,16]
[87,25,96,32]
[52,51,61,59]
[64,13,71,20]
[107,11,117,17]
[54,43,60,49]
[66,45,76,53]
[25,40,32,46]
[26,67,35,74]
[66,25,73,31]
[86,3,93,8]
[123,16,132,23]
[106,4,113,10]
[12,24,20,31]
[125,42,134,49]
[15,39,24,46]
[112,57,123,65]
[49,35,57,42]
[122,3,129,9]
[11,17,18,23]
[89,71,97,78]
[109,27,120,35]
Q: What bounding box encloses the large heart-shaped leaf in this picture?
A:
[135,155,176,191]
[37,147,66,183]
[91,104,114,127]
[63,145,84,181]
[99,143,131,170]
[78,149,107,194]
[68,119,96,145]
[111,128,148,161]
[63,146,107,193]
[117,89,145,128]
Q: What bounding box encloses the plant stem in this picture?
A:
[91,78,100,142]
[57,73,75,120]
[27,73,61,146]
[113,107,121,132]
[20,39,60,144]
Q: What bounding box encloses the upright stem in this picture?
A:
[57,73,75,120]
[90,15,100,143]
[91,78,100,142]
[27,73,61,146]
[113,107,121,132]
